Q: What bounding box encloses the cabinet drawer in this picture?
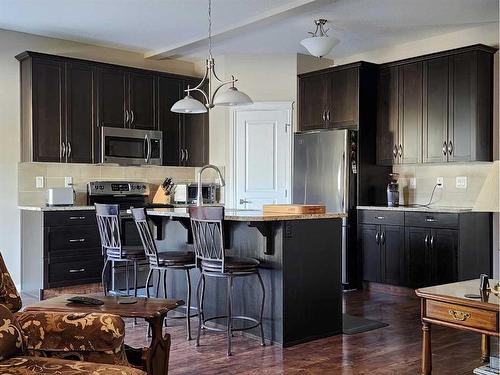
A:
[405,212,458,229]
[358,210,404,226]
[44,210,96,227]
[48,257,103,286]
[426,300,498,333]
[46,226,100,252]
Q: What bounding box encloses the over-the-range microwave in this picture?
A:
[101,127,162,166]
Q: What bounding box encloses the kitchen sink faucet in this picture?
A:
[197,164,225,206]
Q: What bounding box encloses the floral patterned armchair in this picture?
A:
[0,252,145,374]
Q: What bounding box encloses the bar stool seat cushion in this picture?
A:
[157,251,195,266]
[202,256,260,273]
[106,246,145,259]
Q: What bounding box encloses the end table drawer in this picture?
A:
[426,300,498,332]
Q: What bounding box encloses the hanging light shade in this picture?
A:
[171,93,207,114]
[300,19,339,58]
[171,0,252,114]
[213,81,253,106]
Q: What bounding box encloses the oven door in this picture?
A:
[101,127,163,166]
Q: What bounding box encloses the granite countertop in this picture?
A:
[18,205,95,211]
[146,207,347,222]
[356,205,473,213]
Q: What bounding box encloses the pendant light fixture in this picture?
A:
[300,19,339,58]
[171,0,252,114]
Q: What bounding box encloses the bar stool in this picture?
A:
[189,206,265,356]
[131,207,196,340]
[95,203,145,297]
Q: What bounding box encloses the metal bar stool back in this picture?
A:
[95,203,144,297]
[190,206,265,356]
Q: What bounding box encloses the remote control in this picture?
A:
[67,296,104,306]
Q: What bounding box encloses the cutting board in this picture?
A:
[263,204,326,214]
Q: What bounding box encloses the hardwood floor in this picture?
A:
[120,289,495,375]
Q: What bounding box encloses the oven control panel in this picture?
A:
[88,181,150,196]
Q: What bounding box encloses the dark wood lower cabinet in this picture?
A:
[359,210,491,288]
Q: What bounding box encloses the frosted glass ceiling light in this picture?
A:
[171,0,252,114]
[300,19,339,58]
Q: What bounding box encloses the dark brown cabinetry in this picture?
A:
[19,53,95,163]
[298,62,373,131]
[158,77,209,167]
[377,45,495,165]
[358,209,491,288]
[18,51,209,166]
[98,68,156,130]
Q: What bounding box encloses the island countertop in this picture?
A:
[146,207,346,222]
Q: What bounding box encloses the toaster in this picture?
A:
[46,187,74,206]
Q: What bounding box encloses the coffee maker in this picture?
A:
[387,173,400,207]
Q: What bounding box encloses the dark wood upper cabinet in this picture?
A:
[157,77,209,167]
[158,76,183,166]
[18,51,208,165]
[330,67,359,128]
[298,72,330,131]
[66,62,95,163]
[377,45,495,165]
[129,72,156,130]
[97,67,127,128]
[423,57,449,163]
[376,67,399,165]
[30,57,66,163]
[398,62,422,164]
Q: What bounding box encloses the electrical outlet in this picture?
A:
[35,176,44,189]
[409,178,417,189]
[456,176,467,189]
[64,176,73,187]
[436,177,444,188]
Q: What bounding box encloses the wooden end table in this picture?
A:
[23,294,183,375]
[415,280,500,375]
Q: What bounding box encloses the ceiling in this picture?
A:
[0,0,497,61]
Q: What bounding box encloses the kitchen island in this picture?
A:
[147,208,346,347]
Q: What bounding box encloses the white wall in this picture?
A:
[0,28,196,286]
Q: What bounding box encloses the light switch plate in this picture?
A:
[35,176,44,189]
[456,176,467,189]
[64,176,73,187]
[436,177,444,188]
[409,178,417,189]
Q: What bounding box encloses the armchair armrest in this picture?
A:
[15,311,128,365]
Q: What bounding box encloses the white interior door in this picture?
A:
[232,104,292,209]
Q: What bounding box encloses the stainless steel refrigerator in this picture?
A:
[293,129,357,286]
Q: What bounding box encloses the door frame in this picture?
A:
[227,102,294,209]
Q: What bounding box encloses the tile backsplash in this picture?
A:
[18,162,224,206]
[393,162,493,207]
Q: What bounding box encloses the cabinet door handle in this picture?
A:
[69,268,86,273]
[398,144,403,157]
[61,142,66,158]
[185,149,189,162]
[380,232,385,245]
[424,234,429,248]
[125,110,130,127]
[375,216,385,220]
[326,110,330,121]
[442,141,447,156]
[322,111,326,121]
[375,232,380,245]
[430,235,435,249]
[69,216,86,220]
[69,238,86,243]
[67,142,72,158]
[393,145,398,159]
[448,141,453,155]
[130,110,135,127]
[425,218,437,222]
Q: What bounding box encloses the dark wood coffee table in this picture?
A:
[23,294,184,375]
